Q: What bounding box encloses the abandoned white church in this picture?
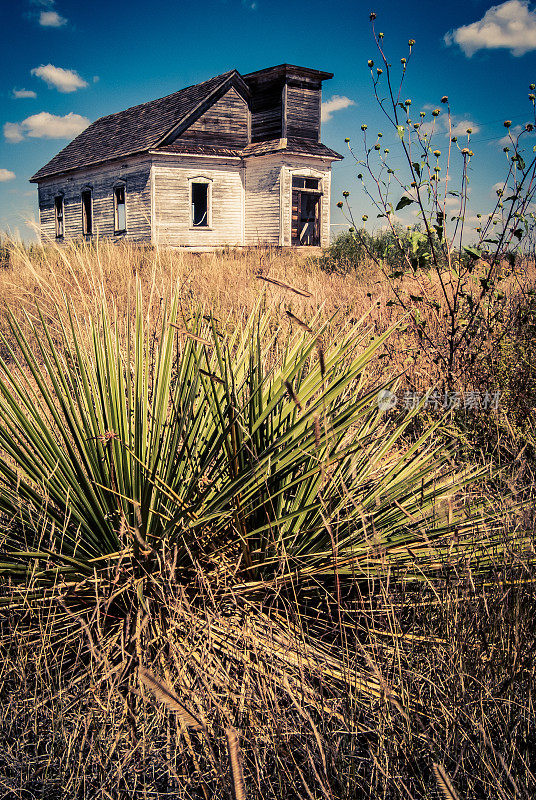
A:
[30,64,342,249]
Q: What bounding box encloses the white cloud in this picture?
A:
[445,1,536,57]
[4,112,90,142]
[39,9,67,26]
[497,123,523,146]
[13,88,37,99]
[450,119,481,137]
[0,169,16,182]
[415,115,480,141]
[321,95,355,122]
[496,123,536,146]
[4,123,24,143]
[31,64,88,93]
[415,115,446,138]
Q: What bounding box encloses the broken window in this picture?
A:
[114,185,126,232]
[54,195,64,238]
[191,182,209,227]
[81,189,93,236]
[292,177,320,190]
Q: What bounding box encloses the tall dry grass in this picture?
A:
[3,238,535,387]
[0,238,534,799]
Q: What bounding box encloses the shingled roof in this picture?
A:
[30,70,245,182]
[241,137,342,159]
[152,137,342,160]
[31,68,342,182]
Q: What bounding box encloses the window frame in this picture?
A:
[113,183,127,234]
[81,188,93,236]
[189,177,212,230]
[292,176,321,191]
[54,194,64,239]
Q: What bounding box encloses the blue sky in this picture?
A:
[2,0,536,241]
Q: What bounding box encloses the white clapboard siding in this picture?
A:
[244,156,282,245]
[37,158,152,243]
[152,156,244,248]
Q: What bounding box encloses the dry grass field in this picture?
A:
[0,238,535,800]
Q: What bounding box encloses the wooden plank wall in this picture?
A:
[286,80,321,140]
[248,78,284,142]
[177,88,249,147]
[37,158,152,242]
[152,156,244,247]
[244,157,282,245]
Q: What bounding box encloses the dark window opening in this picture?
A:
[54,196,64,238]
[191,182,208,227]
[292,177,319,190]
[114,185,126,232]
[81,190,93,235]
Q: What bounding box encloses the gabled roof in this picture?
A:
[30,70,248,182]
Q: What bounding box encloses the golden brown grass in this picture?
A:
[0,238,535,799]
[3,238,535,393]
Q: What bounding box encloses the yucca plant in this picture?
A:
[0,288,512,712]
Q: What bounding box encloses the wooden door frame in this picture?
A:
[287,168,324,247]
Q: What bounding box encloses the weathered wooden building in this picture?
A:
[30,65,342,249]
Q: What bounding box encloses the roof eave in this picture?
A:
[243,64,334,82]
[149,149,242,160]
[29,149,150,183]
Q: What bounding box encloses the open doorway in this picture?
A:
[291,177,321,246]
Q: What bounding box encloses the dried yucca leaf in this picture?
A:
[226,726,247,800]
[285,310,314,334]
[138,666,205,731]
[432,762,460,800]
[256,274,312,297]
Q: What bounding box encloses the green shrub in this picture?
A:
[320,225,440,274]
